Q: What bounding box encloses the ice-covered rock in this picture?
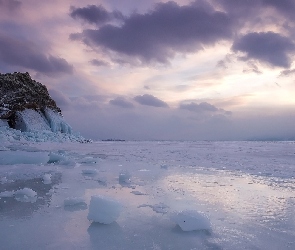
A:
[87,195,122,224]
[0,151,49,165]
[0,72,61,119]
[14,109,51,132]
[170,210,211,231]
[0,72,87,142]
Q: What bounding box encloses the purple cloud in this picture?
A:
[70,1,232,63]
[134,94,169,108]
[232,32,295,68]
[90,59,109,67]
[109,97,134,108]
[0,33,73,75]
[180,102,219,113]
[0,0,21,12]
[70,5,124,25]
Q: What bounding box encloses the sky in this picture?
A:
[1,0,295,140]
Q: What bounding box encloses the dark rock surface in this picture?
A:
[0,72,61,126]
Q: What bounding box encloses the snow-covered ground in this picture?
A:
[0,140,295,249]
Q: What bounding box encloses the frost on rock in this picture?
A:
[44,108,72,134]
[170,210,211,232]
[87,195,122,224]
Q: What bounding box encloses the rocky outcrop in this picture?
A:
[0,72,60,119]
[0,72,71,134]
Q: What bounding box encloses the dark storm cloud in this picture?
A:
[109,97,134,108]
[232,32,295,68]
[180,102,219,113]
[134,94,169,108]
[71,1,232,63]
[216,0,295,20]
[0,0,21,12]
[0,33,73,75]
[70,5,124,25]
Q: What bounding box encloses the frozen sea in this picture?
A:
[0,140,295,250]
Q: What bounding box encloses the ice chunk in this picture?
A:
[87,195,122,224]
[43,108,72,134]
[14,188,37,203]
[170,210,211,231]
[0,151,49,165]
[43,173,52,184]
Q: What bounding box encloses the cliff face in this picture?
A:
[0,72,71,134]
[0,72,61,120]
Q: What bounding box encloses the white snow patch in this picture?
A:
[0,151,49,165]
[170,210,211,231]
[87,195,122,224]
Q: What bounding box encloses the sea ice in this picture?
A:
[0,151,49,165]
[87,195,122,224]
[170,210,211,231]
